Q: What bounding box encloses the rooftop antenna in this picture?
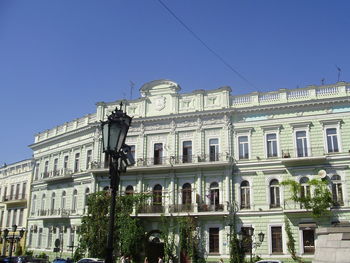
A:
[129,80,135,100]
[321,78,325,85]
[335,65,342,82]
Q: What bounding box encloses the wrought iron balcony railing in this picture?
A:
[2,194,27,202]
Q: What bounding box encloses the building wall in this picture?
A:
[0,159,32,256]
[25,80,350,261]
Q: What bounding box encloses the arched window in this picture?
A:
[153,184,162,206]
[41,194,46,211]
[84,188,90,207]
[269,179,280,208]
[210,182,219,206]
[61,191,66,209]
[331,175,343,206]
[182,183,192,204]
[125,185,134,196]
[240,181,250,209]
[72,189,78,212]
[51,193,56,211]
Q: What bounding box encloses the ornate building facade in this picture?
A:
[26,80,350,261]
[0,159,32,256]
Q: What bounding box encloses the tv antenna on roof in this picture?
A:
[335,65,342,82]
[321,78,325,85]
[129,80,135,100]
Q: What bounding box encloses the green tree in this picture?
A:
[160,215,176,263]
[15,244,23,256]
[78,191,148,260]
[285,217,304,263]
[281,178,333,218]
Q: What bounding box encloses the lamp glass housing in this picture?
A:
[102,109,132,154]
[3,228,9,238]
[248,227,254,236]
[258,232,265,243]
[12,225,17,232]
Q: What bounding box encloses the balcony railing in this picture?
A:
[38,169,73,181]
[169,204,194,213]
[138,205,165,213]
[2,194,27,202]
[198,203,224,212]
[36,208,77,217]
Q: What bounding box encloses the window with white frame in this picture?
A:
[271,226,283,254]
[240,181,250,209]
[269,179,280,208]
[53,158,58,175]
[129,145,135,166]
[84,188,90,207]
[74,153,80,173]
[154,143,163,165]
[300,177,310,208]
[182,183,192,205]
[61,191,66,209]
[296,131,309,157]
[63,155,69,170]
[266,133,278,157]
[326,128,339,153]
[72,189,78,212]
[209,138,219,161]
[182,141,192,163]
[86,149,92,169]
[51,192,56,211]
[41,194,46,211]
[331,175,343,206]
[238,136,249,159]
[209,227,219,253]
[32,195,36,215]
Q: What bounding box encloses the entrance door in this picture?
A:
[147,240,164,263]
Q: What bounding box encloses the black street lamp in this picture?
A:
[238,228,264,263]
[101,103,133,263]
[2,225,25,261]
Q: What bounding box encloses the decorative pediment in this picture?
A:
[140,79,180,97]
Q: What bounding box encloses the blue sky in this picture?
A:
[1,0,349,164]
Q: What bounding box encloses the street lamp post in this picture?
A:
[238,228,264,263]
[1,225,25,262]
[101,103,133,263]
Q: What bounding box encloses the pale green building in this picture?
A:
[26,80,350,262]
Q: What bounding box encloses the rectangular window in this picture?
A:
[129,145,135,166]
[296,131,308,157]
[209,138,219,161]
[12,209,17,225]
[22,182,27,199]
[74,153,80,172]
[86,150,92,169]
[154,143,163,165]
[266,133,278,157]
[64,156,69,169]
[209,227,219,253]
[44,161,49,176]
[48,229,53,248]
[326,128,339,153]
[10,185,14,200]
[53,158,58,175]
[238,136,249,159]
[38,228,43,248]
[6,210,11,227]
[4,187,7,201]
[182,141,192,163]
[18,209,24,226]
[303,229,315,254]
[35,162,40,180]
[271,226,283,253]
[0,210,4,227]
[15,184,20,199]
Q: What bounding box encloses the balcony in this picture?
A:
[281,147,329,166]
[34,208,77,218]
[198,203,224,212]
[91,153,232,172]
[138,205,165,214]
[2,194,27,204]
[40,169,73,183]
[169,204,194,213]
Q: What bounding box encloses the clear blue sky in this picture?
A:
[1,0,349,164]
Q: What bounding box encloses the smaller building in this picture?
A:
[0,159,33,256]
